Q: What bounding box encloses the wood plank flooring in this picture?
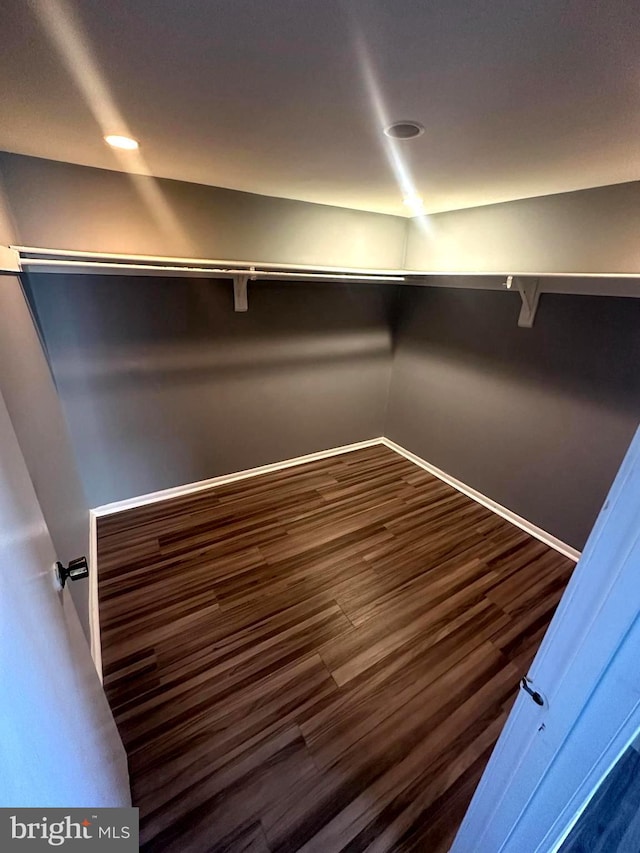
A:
[98,444,575,852]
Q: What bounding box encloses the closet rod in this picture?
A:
[19,258,404,283]
[13,245,404,278]
[12,245,640,280]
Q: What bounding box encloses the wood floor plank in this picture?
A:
[304,638,510,772]
[266,662,518,852]
[98,443,574,851]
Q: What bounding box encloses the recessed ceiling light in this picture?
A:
[384,121,425,140]
[104,134,139,150]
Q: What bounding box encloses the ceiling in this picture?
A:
[2,0,639,216]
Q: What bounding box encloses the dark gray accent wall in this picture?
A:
[27,275,395,507]
[385,287,640,549]
[26,274,639,549]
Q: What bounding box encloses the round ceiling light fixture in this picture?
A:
[383,121,424,140]
[104,134,139,150]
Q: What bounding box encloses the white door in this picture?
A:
[0,387,129,807]
[452,425,640,852]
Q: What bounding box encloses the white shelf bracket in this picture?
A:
[233,274,249,312]
[516,277,540,327]
[0,245,21,274]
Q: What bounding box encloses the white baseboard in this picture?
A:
[381,437,580,562]
[92,438,385,517]
[88,509,103,681]
[91,435,583,550]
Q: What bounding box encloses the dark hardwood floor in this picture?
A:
[97,444,575,852]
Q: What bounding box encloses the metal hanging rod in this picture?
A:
[13,245,406,277]
[10,245,640,279]
[18,258,405,283]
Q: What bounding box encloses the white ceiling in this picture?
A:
[2,0,639,216]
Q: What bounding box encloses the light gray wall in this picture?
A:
[3,153,640,280]
[405,182,640,275]
[0,278,91,637]
[0,152,406,269]
[4,152,640,283]
[27,274,395,507]
[385,286,640,549]
[0,384,128,807]
[0,167,91,638]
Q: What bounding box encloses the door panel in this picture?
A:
[452,426,640,852]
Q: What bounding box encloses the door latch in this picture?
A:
[520,676,544,707]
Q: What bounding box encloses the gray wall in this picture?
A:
[405,182,640,275]
[0,382,129,808]
[386,286,640,549]
[5,153,640,280]
[25,272,639,549]
[27,274,395,507]
[0,152,406,269]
